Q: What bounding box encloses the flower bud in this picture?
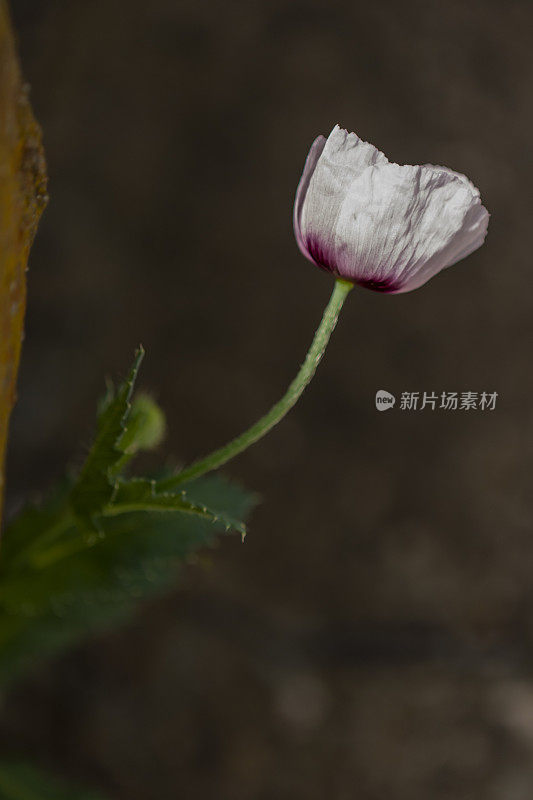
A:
[122,393,166,454]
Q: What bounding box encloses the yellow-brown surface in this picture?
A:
[0,0,47,524]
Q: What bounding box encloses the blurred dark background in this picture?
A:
[1,0,532,797]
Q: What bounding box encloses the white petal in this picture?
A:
[298,125,389,273]
[293,135,326,262]
[332,162,489,291]
[314,124,389,190]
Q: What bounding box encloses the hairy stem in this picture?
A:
[158,278,353,491]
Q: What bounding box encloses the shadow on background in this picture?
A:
[2,0,532,798]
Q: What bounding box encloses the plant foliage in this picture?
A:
[0,349,256,685]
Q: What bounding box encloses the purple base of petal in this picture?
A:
[354,277,399,293]
[307,235,336,274]
[306,236,399,293]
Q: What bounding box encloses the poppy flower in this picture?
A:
[294,125,489,293]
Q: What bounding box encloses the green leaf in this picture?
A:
[0,350,258,685]
[108,478,247,537]
[0,475,256,684]
[70,348,144,521]
[181,474,258,520]
[0,761,108,800]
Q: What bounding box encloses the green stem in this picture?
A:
[6,509,75,570]
[158,278,353,491]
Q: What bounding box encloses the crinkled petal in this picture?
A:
[298,125,389,274]
[331,162,489,292]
